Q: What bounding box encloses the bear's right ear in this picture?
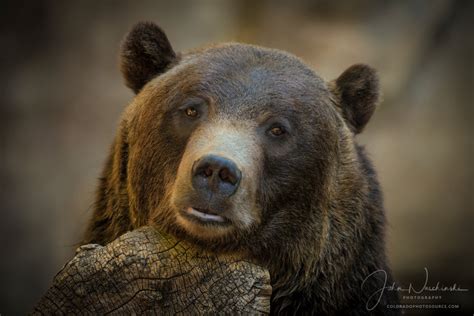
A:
[120,22,178,94]
[329,64,380,134]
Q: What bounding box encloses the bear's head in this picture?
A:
[88,21,381,273]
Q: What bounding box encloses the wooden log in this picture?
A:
[33,226,271,315]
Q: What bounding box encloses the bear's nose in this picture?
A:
[192,155,241,198]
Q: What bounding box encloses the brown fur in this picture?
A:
[83,22,399,315]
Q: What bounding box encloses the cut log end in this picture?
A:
[33,226,272,314]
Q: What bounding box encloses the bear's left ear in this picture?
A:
[329,64,380,134]
[120,22,178,94]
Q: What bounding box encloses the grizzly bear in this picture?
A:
[83,22,400,315]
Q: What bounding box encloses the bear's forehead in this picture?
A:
[187,43,323,88]
[171,45,327,113]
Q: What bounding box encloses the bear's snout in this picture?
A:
[170,123,262,237]
[191,154,241,199]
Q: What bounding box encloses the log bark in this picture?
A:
[33,226,271,315]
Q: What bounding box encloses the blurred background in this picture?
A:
[0,0,472,314]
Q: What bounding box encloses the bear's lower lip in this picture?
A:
[182,207,227,223]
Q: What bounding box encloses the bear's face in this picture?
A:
[127,44,339,243]
[118,22,379,251]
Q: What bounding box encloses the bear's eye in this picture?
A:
[184,106,199,118]
[269,126,286,137]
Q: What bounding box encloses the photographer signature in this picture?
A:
[361,267,468,311]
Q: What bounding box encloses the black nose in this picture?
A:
[192,155,241,198]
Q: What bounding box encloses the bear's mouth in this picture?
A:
[180,207,230,225]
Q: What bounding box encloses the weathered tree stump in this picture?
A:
[33,226,271,315]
